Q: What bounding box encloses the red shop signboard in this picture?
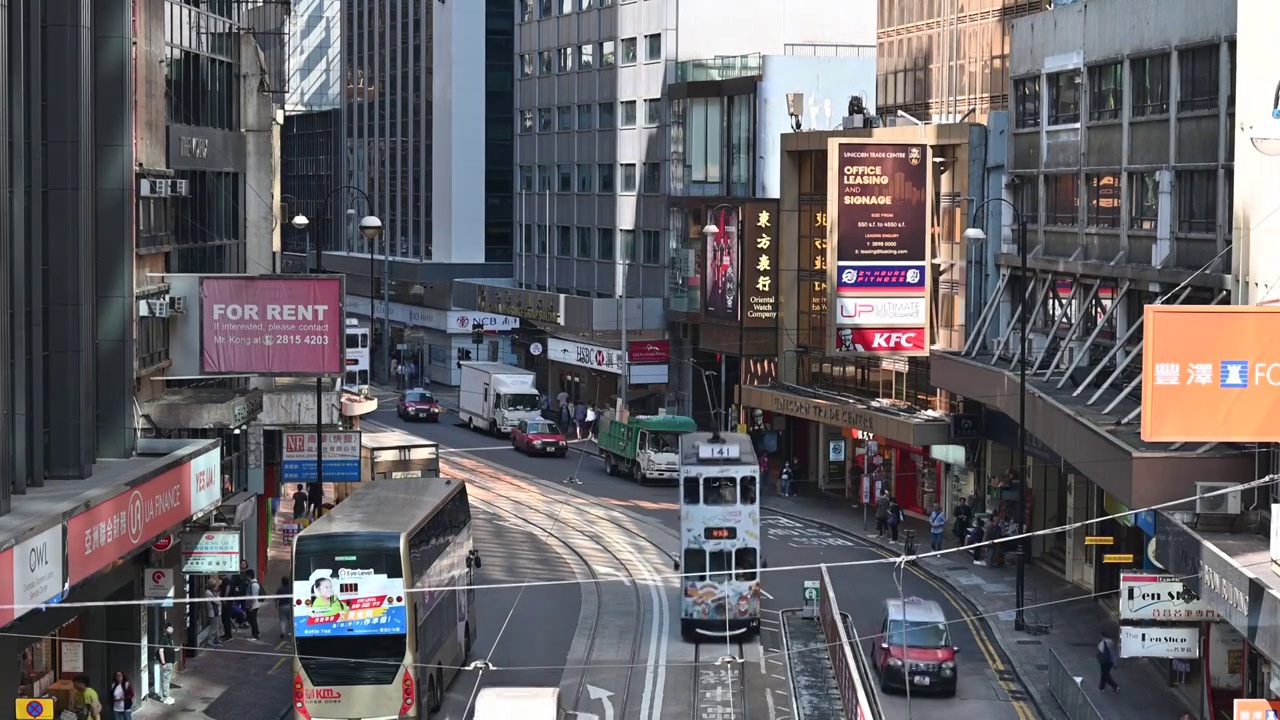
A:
[0,546,12,627]
[67,463,194,585]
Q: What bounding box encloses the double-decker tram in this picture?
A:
[675,431,762,641]
[291,477,478,719]
[344,320,371,389]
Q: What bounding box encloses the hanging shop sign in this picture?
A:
[475,285,565,325]
[12,526,64,622]
[742,201,779,328]
[1120,571,1219,620]
[181,531,242,574]
[547,338,622,374]
[282,431,362,482]
[1119,625,1201,659]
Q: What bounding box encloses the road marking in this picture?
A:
[759,588,775,600]
[598,566,633,587]
[771,674,787,681]
[269,655,288,675]
[754,642,766,674]
[765,691,778,720]
[587,685,615,720]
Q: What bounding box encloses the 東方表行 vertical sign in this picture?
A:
[742,201,780,328]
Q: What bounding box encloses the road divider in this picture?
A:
[819,565,884,720]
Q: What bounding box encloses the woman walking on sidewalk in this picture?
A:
[1096,630,1120,692]
[109,671,135,720]
[887,497,903,543]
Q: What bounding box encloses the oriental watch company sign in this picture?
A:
[475,285,565,326]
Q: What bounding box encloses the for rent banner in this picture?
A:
[200,276,345,375]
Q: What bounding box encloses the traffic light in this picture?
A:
[464,349,473,360]
[456,348,464,369]
[471,323,485,347]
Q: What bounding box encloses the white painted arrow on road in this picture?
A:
[598,566,633,586]
[759,588,774,600]
[588,685,615,720]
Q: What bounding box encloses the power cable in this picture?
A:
[3,473,1269,613]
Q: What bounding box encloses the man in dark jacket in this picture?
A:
[875,489,891,538]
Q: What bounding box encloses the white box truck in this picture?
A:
[457,362,542,436]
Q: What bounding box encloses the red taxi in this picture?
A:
[872,597,958,696]
[396,388,443,422]
[511,419,569,457]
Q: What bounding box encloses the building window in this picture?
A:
[1131,53,1170,117]
[577,104,593,130]
[1014,77,1040,129]
[137,197,174,251]
[557,106,572,131]
[598,102,615,129]
[1228,41,1237,110]
[1129,172,1158,230]
[1087,63,1121,121]
[538,51,552,75]
[538,165,551,192]
[620,164,637,193]
[600,41,616,68]
[557,47,573,73]
[576,227,593,258]
[1047,71,1081,125]
[1086,173,1120,228]
[620,101,637,127]
[520,0,533,21]
[557,226,572,256]
[1178,45,1219,112]
[645,34,662,62]
[520,109,533,133]
[539,0,552,17]
[579,0,593,9]
[537,225,549,254]
[598,164,615,193]
[137,297,171,373]
[621,230,637,262]
[684,98,723,183]
[519,165,534,192]
[621,38,637,65]
[1013,178,1039,225]
[577,164,593,192]
[538,108,552,132]
[597,229,615,260]
[642,162,661,193]
[644,99,662,125]
[1176,170,1217,234]
[557,164,572,192]
[518,54,533,78]
[559,0,572,14]
[641,230,661,264]
[579,44,594,70]
[1045,174,1079,225]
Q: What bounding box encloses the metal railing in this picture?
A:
[819,565,885,720]
[1047,648,1104,720]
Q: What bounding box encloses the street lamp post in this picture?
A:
[703,204,740,432]
[355,216,388,381]
[288,213,329,497]
[963,198,1030,632]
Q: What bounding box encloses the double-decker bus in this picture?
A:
[675,431,762,641]
[291,477,478,719]
[345,321,371,389]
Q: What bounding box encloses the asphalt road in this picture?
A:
[373,408,1034,720]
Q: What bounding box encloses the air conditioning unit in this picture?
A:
[138,298,171,319]
[1195,481,1243,515]
[1059,340,1085,370]
[169,295,187,314]
[1007,331,1049,359]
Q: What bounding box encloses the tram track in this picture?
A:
[692,641,749,720]
[442,455,675,720]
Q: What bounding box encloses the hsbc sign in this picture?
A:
[835,297,927,327]
[547,338,623,375]
[835,327,927,355]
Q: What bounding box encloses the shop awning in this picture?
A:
[740,385,951,448]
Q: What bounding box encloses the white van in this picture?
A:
[473,686,568,720]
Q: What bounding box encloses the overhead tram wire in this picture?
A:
[4,472,1270,615]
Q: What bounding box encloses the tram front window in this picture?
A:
[708,550,733,583]
[734,548,758,581]
[683,477,701,505]
[702,477,737,505]
[682,548,708,581]
[740,477,757,504]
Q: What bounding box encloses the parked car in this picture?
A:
[511,419,569,457]
[397,388,443,422]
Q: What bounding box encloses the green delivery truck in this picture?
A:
[598,414,698,484]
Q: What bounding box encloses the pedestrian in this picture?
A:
[929,504,946,551]
[585,404,598,441]
[291,484,309,520]
[779,460,794,497]
[968,519,986,564]
[1096,630,1120,692]
[984,521,1004,567]
[155,623,177,705]
[109,670,135,720]
[574,401,588,440]
[245,570,263,641]
[72,675,104,720]
[276,575,292,638]
[953,496,973,540]
[875,490,890,537]
[219,580,235,641]
[1178,713,1196,720]
[204,579,223,647]
[887,497,903,543]
[308,483,325,519]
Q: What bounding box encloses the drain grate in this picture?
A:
[1015,639,1042,645]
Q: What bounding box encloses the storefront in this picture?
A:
[738,385,950,514]
[1156,512,1280,717]
[0,439,222,714]
[346,296,522,385]
[545,338,671,415]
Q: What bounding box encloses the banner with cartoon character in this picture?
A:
[294,568,407,637]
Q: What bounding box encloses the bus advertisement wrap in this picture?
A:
[295,568,407,637]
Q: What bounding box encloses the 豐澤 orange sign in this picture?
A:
[1233,698,1280,719]
[1141,306,1280,443]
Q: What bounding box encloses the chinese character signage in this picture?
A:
[1119,572,1219,620]
[703,206,740,321]
[1140,306,1280,442]
[283,431,363,482]
[742,201,779,328]
[294,568,408,637]
[827,140,932,357]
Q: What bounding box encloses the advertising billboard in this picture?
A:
[827,140,932,357]
[282,431,362,482]
[1119,572,1219,620]
[200,276,345,375]
[741,201,780,328]
[703,206,740,321]
[294,568,408,637]
[1140,306,1280,443]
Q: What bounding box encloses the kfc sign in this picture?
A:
[835,327,927,355]
[547,338,622,374]
[836,297,927,327]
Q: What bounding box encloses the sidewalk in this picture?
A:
[133,486,305,720]
[765,490,1196,720]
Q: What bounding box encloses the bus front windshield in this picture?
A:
[502,393,540,411]
[293,534,407,685]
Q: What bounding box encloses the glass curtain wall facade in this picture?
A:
[485,0,515,263]
[281,109,341,258]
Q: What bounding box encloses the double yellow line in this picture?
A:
[828,527,1038,720]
